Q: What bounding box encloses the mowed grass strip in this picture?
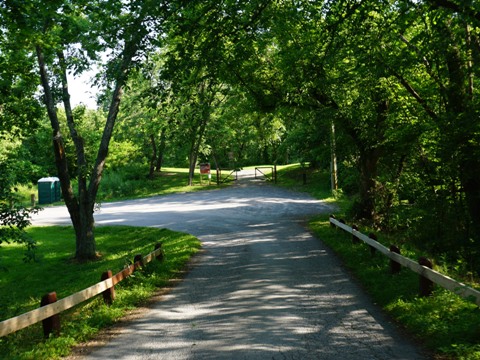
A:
[97,167,228,202]
[0,226,201,360]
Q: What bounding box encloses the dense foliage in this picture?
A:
[1,1,479,274]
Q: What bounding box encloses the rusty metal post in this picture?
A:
[389,245,401,274]
[352,224,360,244]
[40,292,60,338]
[419,257,434,297]
[101,270,115,305]
[155,243,164,262]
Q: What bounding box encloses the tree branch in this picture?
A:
[398,33,447,96]
[391,69,438,120]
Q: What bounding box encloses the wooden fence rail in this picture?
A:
[0,244,163,338]
[330,217,480,307]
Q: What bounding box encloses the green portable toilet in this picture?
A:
[38,177,61,204]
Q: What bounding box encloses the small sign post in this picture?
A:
[199,163,211,185]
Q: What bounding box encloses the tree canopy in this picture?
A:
[1,0,479,272]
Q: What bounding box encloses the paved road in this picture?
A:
[32,171,427,359]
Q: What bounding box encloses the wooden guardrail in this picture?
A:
[330,216,480,307]
[0,243,164,338]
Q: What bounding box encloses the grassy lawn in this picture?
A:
[0,226,201,359]
[274,163,338,202]
[96,167,234,202]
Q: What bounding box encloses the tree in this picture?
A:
[0,135,40,263]
[117,57,178,178]
[0,23,43,260]
[1,0,172,260]
[382,0,480,263]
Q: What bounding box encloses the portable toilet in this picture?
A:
[38,177,61,204]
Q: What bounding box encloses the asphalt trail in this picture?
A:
[31,170,428,359]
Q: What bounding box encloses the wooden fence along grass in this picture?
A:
[330,216,480,307]
[0,244,164,338]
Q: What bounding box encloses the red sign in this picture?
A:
[200,163,210,174]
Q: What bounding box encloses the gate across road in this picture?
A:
[255,166,275,182]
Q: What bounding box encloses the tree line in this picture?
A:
[0,0,479,274]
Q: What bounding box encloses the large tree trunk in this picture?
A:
[57,50,97,259]
[73,205,96,258]
[36,45,97,259]
[350,95,388,223]
[37,34,138,260]
[444,35,480,244]
[357,148,381,221]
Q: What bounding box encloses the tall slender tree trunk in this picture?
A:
[155,127,167,172]
[149,134,157,179]
[330,120,338,192]
[358,148,381,221]
[188,120,208,186]
[187,82,212,186]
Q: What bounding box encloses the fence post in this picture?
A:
[329,215,336,228]
[101,270,115,305]
[389,245,401,274]
[352,224,360,244]
[40,292,60,338]
[134,254,143,270]
[419,257,434,297]
[368,233,377,256]
[31,194,36,207]
[155,243,164,261]
[274,164,277,184]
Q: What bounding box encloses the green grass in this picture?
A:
[97,167,231,202]
[274,163,340,204]
[0,226,201,359]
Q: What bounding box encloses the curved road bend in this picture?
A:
[31,170,428,359]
